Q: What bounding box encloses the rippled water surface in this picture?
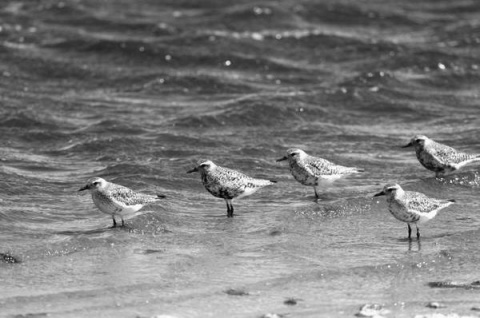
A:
[1,1,480,317]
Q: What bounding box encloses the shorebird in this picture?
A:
[402,135,480,177]
[187,159,277,217]
[277,148,363,199]
[79,177,165,227]
[374,183,455,239]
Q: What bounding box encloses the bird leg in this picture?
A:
[111,216,117,228]
[226,200,234,218]
[313,187,320,199]
[407,223,412,240]
[121,218,125,227]
[415,224,420,240]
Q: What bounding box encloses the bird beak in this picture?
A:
[276,156,288,162]
[187,167,198,173]
[373,191,385,197]
[78,185,89,191]
[401,142,413,148]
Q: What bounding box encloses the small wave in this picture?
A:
[208,4,297,31]
[295,2,420,27]
[0,111,58,129]
[436,171,480,188]
[54,136,143,158]
[172,95,324,128]
[70,119,148,135]
[131,73,257,95]
[294,197,373,219]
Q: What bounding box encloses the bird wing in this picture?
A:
[221,167,272,187]
[306,157,352,176]
[220,166,251,181]
[215,166,273,195]
[108,184,156,206]
[405,191,445,214]
[430,142,476,165]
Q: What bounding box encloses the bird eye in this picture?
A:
[93,182,99,186]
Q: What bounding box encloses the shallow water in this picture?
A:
[1,0,480,317]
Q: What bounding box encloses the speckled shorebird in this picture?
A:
[187,160,277,217]
[402,135,480,177]
[79,177,165,227]
[374,184,455,239]
[277,148,363,199]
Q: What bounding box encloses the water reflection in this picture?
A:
[408,239,421,252]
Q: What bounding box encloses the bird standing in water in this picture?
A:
[402,135,480,177]
[79,177,165,227]
[374,183,455,239]
[277,148,363,199]
[187,159,277,217]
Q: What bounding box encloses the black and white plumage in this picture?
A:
[402,135,480,177]
[79,177,165,227]
[277,148,363,199]
[187,160,277,217]
[374,183,455,239]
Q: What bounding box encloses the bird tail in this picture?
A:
[346,167,364,173]
[447,199,456,203]
[157,194,166,199]
[256,179,277,187]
